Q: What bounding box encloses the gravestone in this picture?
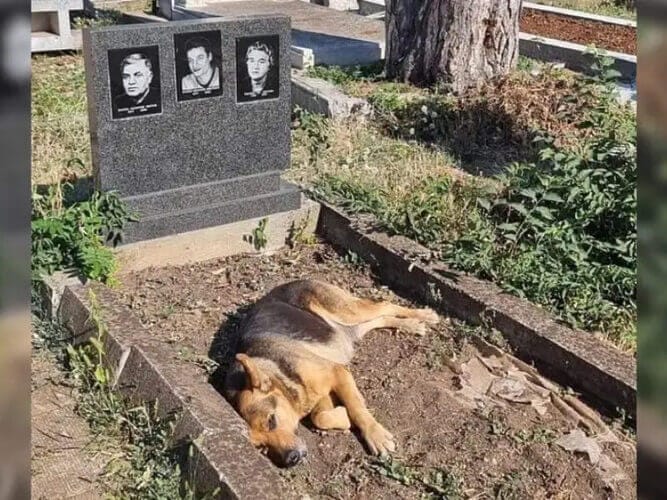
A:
[31,0,84,52]
[83,15,301,243]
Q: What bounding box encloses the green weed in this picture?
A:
[72,8,124,30]
[306,62,384,88]
[243,217,269,251]
[287,214,318,248]
[31,185,137,284]
[493,471,524,499]
[292,106,331,161]
[368,456,464,499]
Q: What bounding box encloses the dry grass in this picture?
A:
[344,65,598,175]
[288,118,471,202]
[32,52,91,187]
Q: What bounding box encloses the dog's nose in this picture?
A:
[284,449,306,467]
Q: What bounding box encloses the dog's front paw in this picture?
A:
[362,421,396,456]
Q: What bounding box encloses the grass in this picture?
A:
[292,59,636,350]
[530,0,635,19]
[32,53,90,186]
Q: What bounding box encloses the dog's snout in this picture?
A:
[284,448,307,467]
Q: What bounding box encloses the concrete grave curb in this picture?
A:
[44,277,289,499]
[291,70,371,119]
[315,202,636,418]
[519,32,636,81]
[38,202,322,497]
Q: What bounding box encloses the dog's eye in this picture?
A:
[268,414,277,431]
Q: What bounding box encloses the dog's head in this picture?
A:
[225,353,307,467]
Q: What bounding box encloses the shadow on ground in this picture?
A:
[374,94,541,176]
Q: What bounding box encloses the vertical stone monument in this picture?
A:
[83,16,301,243]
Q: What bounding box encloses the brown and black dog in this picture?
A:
[224,279,439,467]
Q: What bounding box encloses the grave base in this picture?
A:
[121,180,302,244]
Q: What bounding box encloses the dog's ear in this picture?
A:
[236,354,271,392]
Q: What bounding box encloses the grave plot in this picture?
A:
[112,241,636,499]
[520,8,636,54]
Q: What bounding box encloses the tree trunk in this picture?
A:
[385,0,522,93]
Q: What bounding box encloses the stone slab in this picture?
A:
[315,202,636,418]
[291,69,370,118]
[31,30,82,52]
[519,32,636,80]
[122,180,302,243]
[31,0,83,11]
[83,15,292,197]
[31,0,84,52]
[357,0,383,16]
[114,198,320,272]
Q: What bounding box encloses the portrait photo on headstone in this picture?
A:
[108,45,162,120]
[236,34,279,103]
[174,30,223,102]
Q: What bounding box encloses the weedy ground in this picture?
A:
[31,293,215,498]
[291,58,636,350]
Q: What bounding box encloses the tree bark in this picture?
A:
[385,0,523,93]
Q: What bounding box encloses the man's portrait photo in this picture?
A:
[108,46,162,120]
[174,30,222,102]
[236,35,280,103]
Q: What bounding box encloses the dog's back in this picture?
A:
[225,280,357,402]
[238,280,358,364]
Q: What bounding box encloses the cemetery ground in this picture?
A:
[32,38,636,499]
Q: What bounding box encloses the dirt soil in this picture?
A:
[521,9,636,54]
[31,350,106,499]
[118,242,636,499]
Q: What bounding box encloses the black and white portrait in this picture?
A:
[174,30,222,102]
[108,46,162,120]
[236,35,279,103]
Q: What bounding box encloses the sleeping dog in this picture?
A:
[224,279,438,467]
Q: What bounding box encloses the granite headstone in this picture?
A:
[83,16,301,243]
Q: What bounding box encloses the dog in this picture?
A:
[223,279,439,467]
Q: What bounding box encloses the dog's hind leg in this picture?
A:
[289,280,438,327]
[310,395,351,431]
[351,315,431,339]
